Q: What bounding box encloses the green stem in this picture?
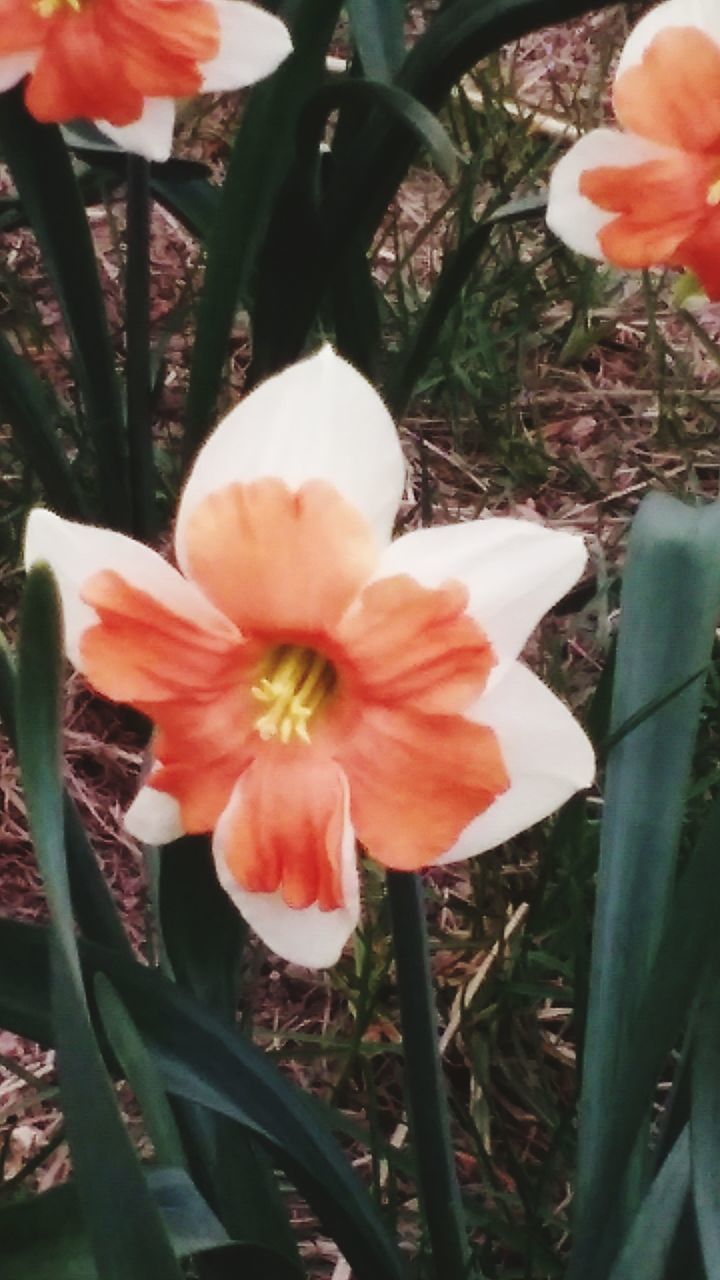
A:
[126,154,157,541]
[387,870,471,1278]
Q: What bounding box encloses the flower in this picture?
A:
[0,0,292,161]
[25,348,594,968]
[547,0,720,300]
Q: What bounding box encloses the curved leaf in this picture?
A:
[570,496,720,1278]
[16,565,182,1280]
[607,1131,691,1280]
[0,88,130,530]
[0,332,87,518]
[0,918,406,1280]
[346,0,405,81]
[184,0,343,455]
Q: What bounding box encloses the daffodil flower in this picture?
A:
[547,0,720,299]
[0,0,292,162]
[25,349,594,967]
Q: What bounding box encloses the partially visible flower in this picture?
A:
[547,0,720,299]
[0,0,292,161]
[25,349,594,968]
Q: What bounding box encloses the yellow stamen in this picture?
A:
[251,646,335,745]
[708,178,720,207]
[33,0,84,16]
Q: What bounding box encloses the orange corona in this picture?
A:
[25,348,593,967]
[547,2,720,300]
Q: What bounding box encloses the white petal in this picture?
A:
[438,663,595,863]
[0,51,37,93]
[177,347,405,567]
[618,0,720,78]
[372,517,586,667]
[124,780,184,846]
[201,1,292,91]
[95,98,175,162]
[24,508,235,669]
[213,773,360,968]
[547,128,673,259]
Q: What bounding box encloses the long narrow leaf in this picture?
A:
[184,0,342,456]
[0,633,130,956]
[691,951,720,1280]
[0,918,407,1280]
[0,1170,297,1279]
[570,723,720,1276]
[570,496,720,1279]
[0,89,130,529]
[346,0,405,80]
[253,0,623,368]
[156,836,300,1269]
[16,565,182,1280]
[0,332,87,518]
[607,1130,691,1280]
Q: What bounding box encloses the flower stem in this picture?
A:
[125,154,157,542]
[386,870,471,1278]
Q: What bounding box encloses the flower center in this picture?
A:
[251,645,336,745]
[707,177,720,207]
[33,0,85,16]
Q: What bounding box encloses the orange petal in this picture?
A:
[579,153,715,267]
[146,757,241,833]
[221,751,347,911]
[337,574,495,715]
[0,2,45,55]
[99,0,219,97]
[80,568,244,703]
[340,705,509,871]
[26,12,142,125]
[672,216,720,300]
[183,478,378,637]
[614,27,720,154]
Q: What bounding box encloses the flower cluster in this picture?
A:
[26,349,594,967]
[547,0,720,299]
[0,0,291,160]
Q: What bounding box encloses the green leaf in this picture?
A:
[571,496,720,1277]
[0,1170,297,1277]
[0,631,131,957]
[156,837,300,1269]
[0,332,87,518]
[0,919,406,1280]
[157,835,245,1020]
[346,0,405,80]
[184,0,343,455]
[260,0,620,372]
[607,1131,691,1280]
[386,872,469,1276]
[249,74,457,382]
[150,169,221,240]
[16,565,183,1280]
[691,953,720,1280]
[304,77,459,182]
[387,197,545,416]
[0,89,130,530]
[94,975,187,1169]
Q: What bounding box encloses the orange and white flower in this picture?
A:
[25,349,594,967]
[0,0,292,161]
[547,0,720,299]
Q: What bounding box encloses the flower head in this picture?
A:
[25,349,594,968]
[547,0,720,299]
[0,0,292,161]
